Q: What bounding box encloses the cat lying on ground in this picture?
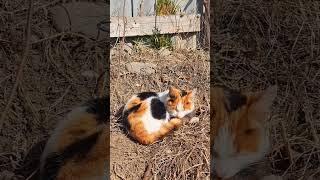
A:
[122,86,197,145]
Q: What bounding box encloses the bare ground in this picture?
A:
[110,44,210,180]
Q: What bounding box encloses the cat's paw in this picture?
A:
[170,118,183,128]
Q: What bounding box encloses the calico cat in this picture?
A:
[211,85,277,179]
[39,96,109,180]
[122,86,196,145]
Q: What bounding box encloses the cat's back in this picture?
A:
[123,91,169,133]
[40,97,109,180]
[123,91,167,117]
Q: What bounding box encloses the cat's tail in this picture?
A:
[39,96,109,180]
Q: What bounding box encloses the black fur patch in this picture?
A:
[85,96,109,124]
[180,90,188,97]
[150,98,167,119]
[223,87,247,112]
[137,92,158,101]
[40,131,101,180]
[122,103,142,129]
[169,94,176,99]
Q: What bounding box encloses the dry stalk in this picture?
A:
[0,0,34,131]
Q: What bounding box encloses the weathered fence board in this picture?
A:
[110,0,204,49]
[110,0,132,16]
[110,0,201,17]
[132,0,156,16]
[110,14,200,37]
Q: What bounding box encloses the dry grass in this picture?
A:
[110,44,210,180]
[212,0,320,179]
[0,0,107,179]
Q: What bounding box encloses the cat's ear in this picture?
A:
[169,86,178,92]
[169,86,178,97]
[248,85,277,119]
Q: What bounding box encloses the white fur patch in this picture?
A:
[214,123,235,158]
[157,90,169,99]
[142,98,170,133]
[213,123,270,178]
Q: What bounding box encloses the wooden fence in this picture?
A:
[110,0,206,49]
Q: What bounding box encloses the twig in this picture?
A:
[48,85,71,110]
[0,0,33,131]
[25,168,39,180]
[0,39,12,43]
[142,163,153,180]
[113,164,126,180]
[95,70,107,98]
[139,0,145,16]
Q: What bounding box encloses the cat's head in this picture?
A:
[165,86,196,118]
[211,85,277,179]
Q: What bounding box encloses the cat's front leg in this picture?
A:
[169,118,183,129]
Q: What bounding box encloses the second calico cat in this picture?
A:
[40,97,109,180]
[122,86,197,145]
[211,85,277,179]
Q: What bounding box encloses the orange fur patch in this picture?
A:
[167,87,181,111]
[167,86,194,112]
[182,91,194,110]
[126,97,142,110]
[56,113,99,152]
[57,127,108,179]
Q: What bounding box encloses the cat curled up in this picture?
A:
[122,86,197,145]
[40,97,109,180]
[211,85,277,179]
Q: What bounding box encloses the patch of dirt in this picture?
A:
[110,44,210,180]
